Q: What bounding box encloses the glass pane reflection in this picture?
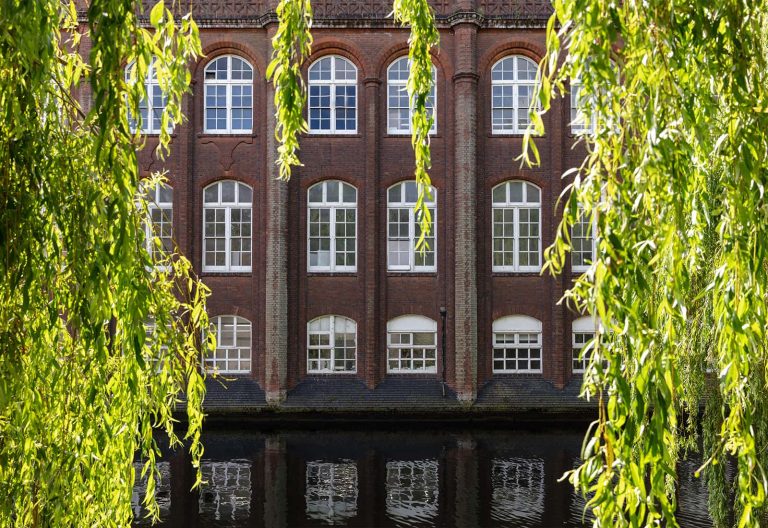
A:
[386,459,439,525]
[132,461,171,525]
[305,461,358,524]
[490,457,545,524]
[198,460,251,522]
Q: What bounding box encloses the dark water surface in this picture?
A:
[133,426,712,527]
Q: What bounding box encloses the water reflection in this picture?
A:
[133,428,714,527]
[386,460,439,525]
[132,461,171,526]
[305,461,358,525]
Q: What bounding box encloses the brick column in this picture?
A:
[452,20,480,402]
[264,25,287,404]
[363,78,381,389]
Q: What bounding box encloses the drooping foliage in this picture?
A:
[0,0,209,525]
[268,0,439,247]
[524,1,768,526]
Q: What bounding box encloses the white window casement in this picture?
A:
[307,315,357,373]
[387,57,437,135]
[125,59,169,134]
[572,316,597,374]
[387,315,438,374]
[203,181,252,272]
[307,181,357,272]
[308,55,357,134]
[570,81,596,135]
[204,55,254,134]
[205,315,252,374]
[492,316,543,374]
[144,182,173,260]
[387,181,437,272]
[571,209,595,272]
[492,181,541,272]
[491,55,539,134]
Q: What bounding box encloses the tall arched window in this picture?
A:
[308,55,357,134]
[387,315,437,373]
[492,316,542,373]
[307,315,357,373]
[125,59,167,134]
[307,181,357,272]
[387,181,436,272]
[206,315,252,373]
[387,57,436,134]
[203,181,252,272]
[204,55,254,134]
[144,182,173,259]
[572,316,597,373]
[491,55,538,134]
[492,181,541,272]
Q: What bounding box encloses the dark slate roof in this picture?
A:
[201,377,267,411]
[282,377,459,410]
[475,377,594,410]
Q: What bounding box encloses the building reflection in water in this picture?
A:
[490,457,545,524]
[305,461,358,524]
[385,459,440,524]
[198,460,251,522]
[132,461,171,526]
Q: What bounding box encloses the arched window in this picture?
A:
[308,55,357,134]
[572,316,596,373]
[492,316,542,373]
[492,181,541,272]
[307,181,357,272]
[125,59,168,134]
[491,55,538,134]
[144,182,173,259]
[206,315,252,373]
[307,315,357,373]
[387,315,437,373]
[387,181,437,272]
[204,55,253,134]
[203,181,252,272]
[571,209,595,272]
[387,57,436,134]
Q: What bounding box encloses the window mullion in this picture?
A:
[409,208,415,271]
[225,206,231,271]
[329,206,336,272]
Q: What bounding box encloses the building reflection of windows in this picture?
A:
[385,459,439,524]
[132,461,171,525]
[305,461,358,524]
[198,460,252,522]
[490,457,545,523]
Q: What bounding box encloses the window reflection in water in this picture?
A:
[132,461,171,525]
[305,461,358,525]
[386,459,439,525]
[490,457,545,523]
[198,460,251,522]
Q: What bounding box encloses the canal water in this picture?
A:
[133,426,713,527]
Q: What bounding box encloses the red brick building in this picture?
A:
[117,0,597,412]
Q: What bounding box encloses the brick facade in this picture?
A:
[92,0,593,410]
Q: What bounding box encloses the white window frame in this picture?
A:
[387,181,437,273]
[572,316,597,374]
[307,181,357,272]
[308,55,358,134]
[386,315,438,374]
[203,55,254,135]
[492,316,543,374]
[205,315,252,374]
[571,209,596,273]
[125,59,171,134]
[491,181,541,272]
[307,315,357,374]
[144,182,173,260]
[570,80,596,135]
[491,55,539,134]
[202,181,253,273]
[386,57,437,135]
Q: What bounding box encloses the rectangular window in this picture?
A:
[492,332,542,373]
[571,214,594,271]
[387,331,437,373]
[387,207,436,272]
[572,332,595,373]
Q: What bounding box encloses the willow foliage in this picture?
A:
[268,0,438,244]
[0,0,210,526]
[524,0,768,526]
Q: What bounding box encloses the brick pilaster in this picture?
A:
[364,77,381,389]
